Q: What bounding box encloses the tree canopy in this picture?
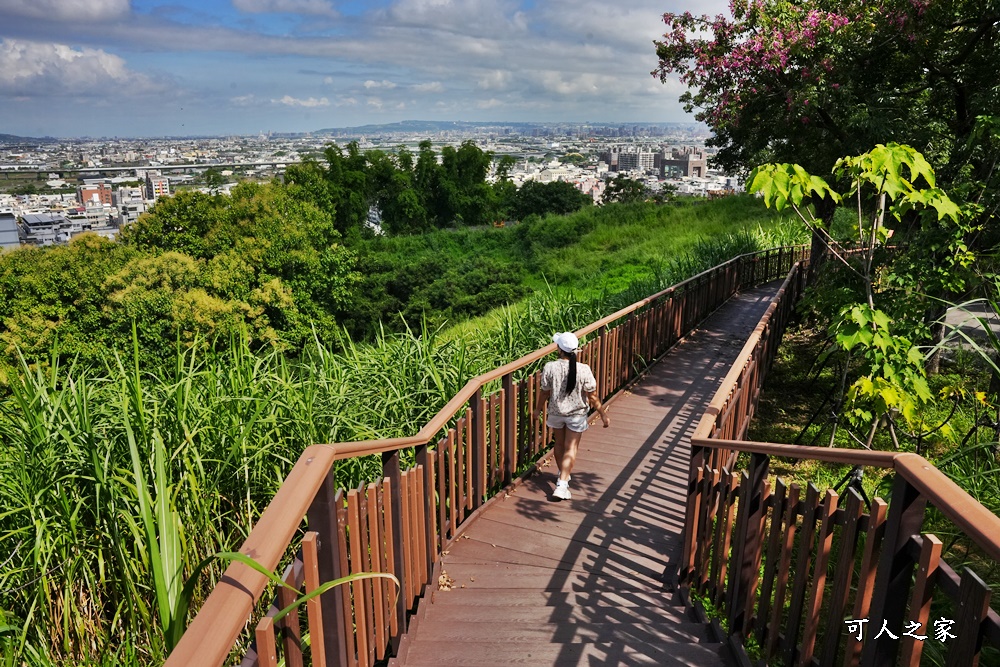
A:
[653,0,1000,207]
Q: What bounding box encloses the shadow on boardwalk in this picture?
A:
[403,284,781,666]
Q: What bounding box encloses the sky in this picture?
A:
[0,0,727,138]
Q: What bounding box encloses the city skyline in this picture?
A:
[0,0,726,138]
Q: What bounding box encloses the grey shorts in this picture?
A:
[546,412,588,433]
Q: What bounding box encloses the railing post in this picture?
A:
[860,473,927,667]
[470,387,485,509]
[502,373,516,485]
[381,450,407,647]
[306,471,348,667]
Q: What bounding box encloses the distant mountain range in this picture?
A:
[311,120,705,136]
[0,133,59,145]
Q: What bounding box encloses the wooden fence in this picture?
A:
[684,261,1000,666]
[165,246,807,667]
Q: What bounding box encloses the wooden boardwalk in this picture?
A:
[395,283,782,667]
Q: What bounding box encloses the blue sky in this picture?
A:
[0,0,726,138]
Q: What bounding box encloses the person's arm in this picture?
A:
[531,388,551,422]
[587,391,610,428]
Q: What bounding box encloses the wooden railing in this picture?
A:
[684,260,1000,666]
[166,246,808,667]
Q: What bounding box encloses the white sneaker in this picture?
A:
[552,480,572,500]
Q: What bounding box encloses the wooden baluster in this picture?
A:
[303,532,328,667]
[415,444,434,581]
[861,475,927,667]
[757,479,787,647]
[766,483,800,660]
[728,453,770,636]
[306,471,347,667]
[381,451,407,645]
[471,389,485,509]
[380,479,398,640]
[365,483,387,663]
[800,489,839,666]
[447,429,457,540]
[783,484,820,667]
[844,499,888,667]
[502,373,516,485]
[945,568,992,667]
[358,488,376,666]
[681,445,706,587]
[276,560,304,667]
[716,470,740,607]
[820,489,864,667]
[436,437,448,550]
[255,616,278,667]
[900,534,941,667]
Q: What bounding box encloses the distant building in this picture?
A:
[600,146,658,173]
[77,183,113,207]
[0,210,20,250]
[20,212,90,246]
[661,148,708,178]
[113,186,147,226]
[145,172,170,200]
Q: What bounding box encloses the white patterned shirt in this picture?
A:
[540,359,597,416]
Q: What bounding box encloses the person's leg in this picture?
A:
[558,428,584,482]
[552,426,566,478]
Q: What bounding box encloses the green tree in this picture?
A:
[748,144,972,441]
[512,181,592,220]
[602,176,648,205]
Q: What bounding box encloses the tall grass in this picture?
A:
[0,207,806,665]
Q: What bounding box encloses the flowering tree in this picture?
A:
[653,0,1000,203]
[655,0,1000,365]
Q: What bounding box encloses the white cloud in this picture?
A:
[412,81,443,93]
[0,0,129,21]
[231,94,258,106]
[382,0,527,38]
[0,39,162,97]
[335,96,358,106]
[363,79,397,89]
[366,97,383,109]
[273,95,329,107]
[478,70,511,91]
[232,0,338,17]
[477,98,502,109]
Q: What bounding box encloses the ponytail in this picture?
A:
[565,351,577,396]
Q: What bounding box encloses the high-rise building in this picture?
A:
[145,172,170,200]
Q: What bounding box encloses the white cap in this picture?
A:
[552,331,579,353]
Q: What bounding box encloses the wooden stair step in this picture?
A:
[401,639,732,666]
[417,603,695,625]
[427,587,686,608]
[410,619,714,644]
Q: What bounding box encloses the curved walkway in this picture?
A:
[395,282,782,667]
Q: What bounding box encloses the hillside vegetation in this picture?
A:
[0,194,803,665]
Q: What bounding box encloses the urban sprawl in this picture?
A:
[0,122,737,250]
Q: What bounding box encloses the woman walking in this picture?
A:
[531,331,610,500]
